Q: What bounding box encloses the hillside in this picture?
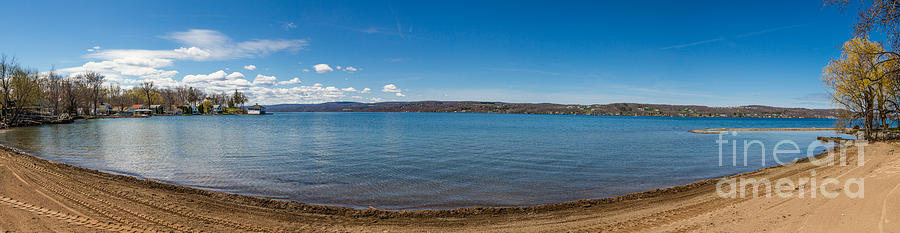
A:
[265,101,837,118]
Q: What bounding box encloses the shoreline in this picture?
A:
[689,127,845,134]
[0,143,726,216]
[2,137,896,231]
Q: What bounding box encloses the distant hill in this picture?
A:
[265,101,838,118]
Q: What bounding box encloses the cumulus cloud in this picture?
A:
[313,64,333,74]
[253,74,278,86]
[247,84,348,105]
[57,58,179,86]
[382,84,404,97]
[382,84,401,93]
[158,70,363,105]
[278,77,302,85]
[59,29,306,87]
[54,29,392,105]
[182,70,253,92]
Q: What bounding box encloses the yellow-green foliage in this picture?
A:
[823,37,898,136]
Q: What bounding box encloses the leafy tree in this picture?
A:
[200,99,213,114]
[8,68,41,124]
[823,37,898,139]
[232,90,247,111]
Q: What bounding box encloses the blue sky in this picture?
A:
[0,0,859,107]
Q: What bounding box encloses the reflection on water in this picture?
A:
[0,113,846,209]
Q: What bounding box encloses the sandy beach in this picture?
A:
[0,141,897,232]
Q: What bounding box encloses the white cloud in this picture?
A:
[313,64,333,74]
[55,30,400,105]
[336,65,342,70]
[57,58,179,86]
[246,84,347,105]
[395,93,405,97]
[171,71,363,105]
[183,70,238,83]
[382,84,401,93]
[278,77,302,85]
[162,29,307,60]
[283,22,297,30]
[60,29,307,89]
[226,72,245,80]
[87,29,306,62]
[182,70,253,93]
[253,74,278,86]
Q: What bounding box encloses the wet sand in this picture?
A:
[1,142,898,232]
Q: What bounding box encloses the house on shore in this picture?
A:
[93,103,113,115]
[211,105,223,114]
[247,104,266,115]
[165,105,184,115]
[126,104,152,116]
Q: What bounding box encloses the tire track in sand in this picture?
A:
[0,195,151,232]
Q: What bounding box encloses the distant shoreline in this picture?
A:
[269,110,839,119]
[266,101,838,119]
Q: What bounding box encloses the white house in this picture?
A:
[247,104,266,115]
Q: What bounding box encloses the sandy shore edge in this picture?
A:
[0,144,723,217]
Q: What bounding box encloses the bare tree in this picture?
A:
[187,87,202,106]
[43,66,63,116]
[108,84,125,113]
[138,82,156,112]
[828,0,900,48]
[83,72,105,115]
[0,55,17,121]
[61,76,84,115]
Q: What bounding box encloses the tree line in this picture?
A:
[0,55,249,127]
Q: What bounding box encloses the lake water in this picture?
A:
[0,113,848,209]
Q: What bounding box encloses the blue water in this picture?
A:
[0,113,848,209]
